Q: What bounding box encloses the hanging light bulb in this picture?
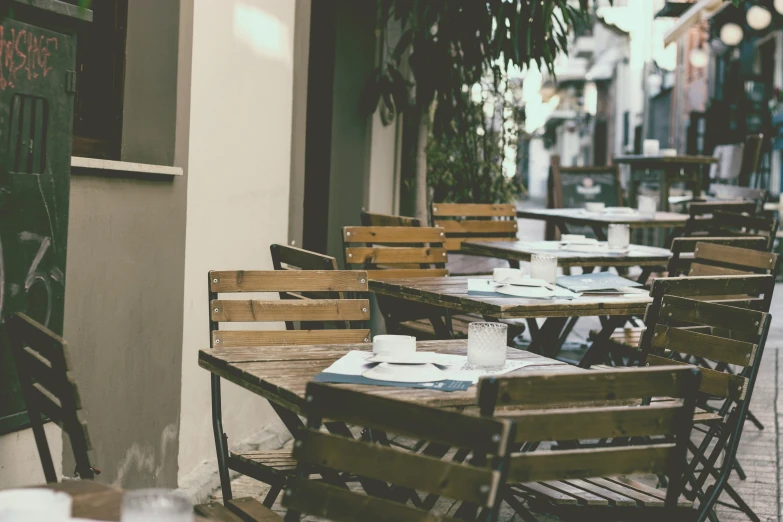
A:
[720,22,744,46]
[689,46,709,68]
[747,5,772,30]
[776,0,783,15]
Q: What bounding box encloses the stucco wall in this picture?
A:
[176,0,296,482]
[61,0,187,489]
[0,424,62,487]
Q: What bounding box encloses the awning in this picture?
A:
[663,0,729,47]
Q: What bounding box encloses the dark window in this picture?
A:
[68,0,128,159]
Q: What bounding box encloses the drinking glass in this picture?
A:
[121,490,193,522]
[530,254,558,284]
[466,322,507,370]
[608,224,630,250]
[638,195,657,217]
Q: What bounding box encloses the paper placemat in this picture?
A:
[315,351,541,392]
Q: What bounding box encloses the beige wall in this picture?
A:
[177,0,296,481]
[0,424,62,488]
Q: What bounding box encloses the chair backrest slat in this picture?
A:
[685,210,779,251]
[659,295,765,341]
[212,329,370,347]
[483,367,695,408]
[687,200,758,217]
[645,354,748,400]
[651,323,756,367]
[432,202,517,253]
[7,313,95,481]
[211,298,370,323]
[210,270,366,293]
[270,244,338,271]
[508,445,674,484]
[360,211,422,227]
[691,241,778,274]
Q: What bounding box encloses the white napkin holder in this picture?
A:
[372,335,416,355]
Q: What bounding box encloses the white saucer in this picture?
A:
[366,352,445,365]
[604,207,637,215]
[362,363,447,383]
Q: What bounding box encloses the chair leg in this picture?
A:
[745,409,765,430]
[721,482,760,522]
[732,458,747,481]
[211,374,233,503]
[263,485,282,508]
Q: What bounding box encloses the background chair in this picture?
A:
[684,210,779,251]
[6,313,98,482]
[431,202,518,253]
[207,269,370,506]
[282,381,514,522]
[479,366,701,521]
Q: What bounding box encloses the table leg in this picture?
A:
[578,315,630,368]
[591,225,608,241]
[527,317,569,356]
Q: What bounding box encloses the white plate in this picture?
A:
[363,363,447,383]
[366,352,446,365]
[499,277,550,287]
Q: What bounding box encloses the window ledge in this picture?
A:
[71,157,183,177]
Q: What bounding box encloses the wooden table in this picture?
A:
[198,340,570,415]
[461,239,671,270]
[11,481,211,521]
[614,155,717,212]
[369,276,650,364]
[517,207,689,241]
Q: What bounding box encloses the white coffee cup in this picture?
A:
[643,139,660,156]
[372,335,416,355]
[0,489,72,522]
[493,267,523,283]
[585,202,605,213]
[661,148,677,157]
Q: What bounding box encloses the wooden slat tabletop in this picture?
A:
[461,240,671,267]
[198,340,573,414]
[369,276,651,319]
[516,208,689,228]
[18,481,211,521]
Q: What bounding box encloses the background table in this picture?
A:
[462,239,671,272]
[517,208,689,241]
[369,276,650,363]
[614,155,717,212]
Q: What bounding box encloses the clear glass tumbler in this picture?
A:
[121,490,193,522]
[638,195,657,217]
[530,254,558,284]
[607,224,630,250]
[466,322,508,371]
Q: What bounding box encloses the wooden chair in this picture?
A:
[431,203,518,253]
[6,313,98,482]
[478,366,701,521]
[343,224,525,342]
[360,210,422,227]
[707,184,768,207]
[737,133,764,188]
[684,210,779,251]
[637,276,773,522]
[666,236,768,278]
[548,155,622,240]
[282,381,514,522]
[207,270,371,507]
